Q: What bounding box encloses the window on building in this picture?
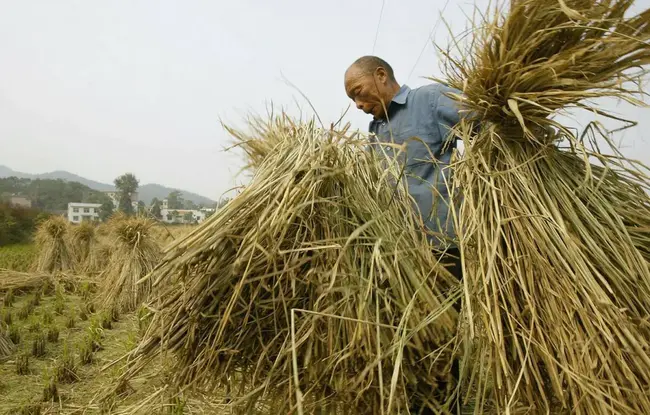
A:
[73,207,79,213]
[84,208,90,213]
[167,215,172,221]
[73,216,79,222]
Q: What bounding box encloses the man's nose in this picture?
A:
[355,100,364,110]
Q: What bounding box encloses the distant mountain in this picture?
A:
[0,165,32,180]
[38,170,114,191]
[0,165,216,206]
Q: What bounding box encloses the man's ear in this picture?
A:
[374,67,388,84]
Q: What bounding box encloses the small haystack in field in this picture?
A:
[97,216,161,313]
[69,221,102,274]
[440,0,650,413]
[34,216,73,273]
[89,243,112,274]
[117,117,461,414]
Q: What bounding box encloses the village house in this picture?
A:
[67,202,101,224]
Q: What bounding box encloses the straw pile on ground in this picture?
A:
[439,0,650,413]
[118,118,461,414]
[0,328,13,361]
[34,216,73,273]
[0,269,51,293]
[97,216,161,313]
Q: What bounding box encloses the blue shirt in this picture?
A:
[368,83,462,248]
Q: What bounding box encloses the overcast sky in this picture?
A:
[1,0,649,200]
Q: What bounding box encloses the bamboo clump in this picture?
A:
[117,117,462,414]
[438,0,650,413]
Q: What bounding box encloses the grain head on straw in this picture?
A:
[34,216,74,274]
[436,0,650,412]
[115,115,462,414]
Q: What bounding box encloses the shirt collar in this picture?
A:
[369,85,411,124]
[391,84,411,105]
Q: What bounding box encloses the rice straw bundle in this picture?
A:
[438,1,650,413]
[96,222,111,238]
[69,221,101,274]
[89,243,112,274]
[34,216,73,273]
[97,217,161,313]
[118,117,461,414]
[0,270,51,293]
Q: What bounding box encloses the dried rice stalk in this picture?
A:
[117,117,461,414]
[89,243,112,274]
[439,0,650,413]
[34,216,73,273]
[0,270,51,293]
[0,329,13,361]
[97,217,161,313]
[69,221,102,274]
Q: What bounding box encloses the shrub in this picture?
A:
[16,352,30,375]
[46,326,59,343]
[54,343,78,383]
[65,312,76,329]
[32,332,46,357]
[42,377,58,402]
[9,324,20,344]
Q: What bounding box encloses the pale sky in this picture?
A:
[1,0,649,200]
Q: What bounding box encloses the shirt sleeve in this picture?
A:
[432,85,463,144]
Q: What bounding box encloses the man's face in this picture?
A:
[344,66,389,119]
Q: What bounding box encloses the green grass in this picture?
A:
[0,286,143,413]
[0,282,214,414]
[0,258,228,413]
[0,244,36,272]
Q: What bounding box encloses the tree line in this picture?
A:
[0,172,228,244]
[0,177,112,212]
[0,202,47,246]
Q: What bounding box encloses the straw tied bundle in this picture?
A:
[0,270,51,293]
[69,221,104,274]
[98,216,161,313]
[440,0,650,413]
[119,118,461,413]
[34,216,73,273]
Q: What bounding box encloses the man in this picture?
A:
[344,55,463,279]
[344,55,464,414]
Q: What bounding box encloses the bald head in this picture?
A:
[346,56,396,82]
[344,56,400,120]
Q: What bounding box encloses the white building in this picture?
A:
[160,208,207,224]
[67,202,102,224]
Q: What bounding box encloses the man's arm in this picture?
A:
[433,85,464,143]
